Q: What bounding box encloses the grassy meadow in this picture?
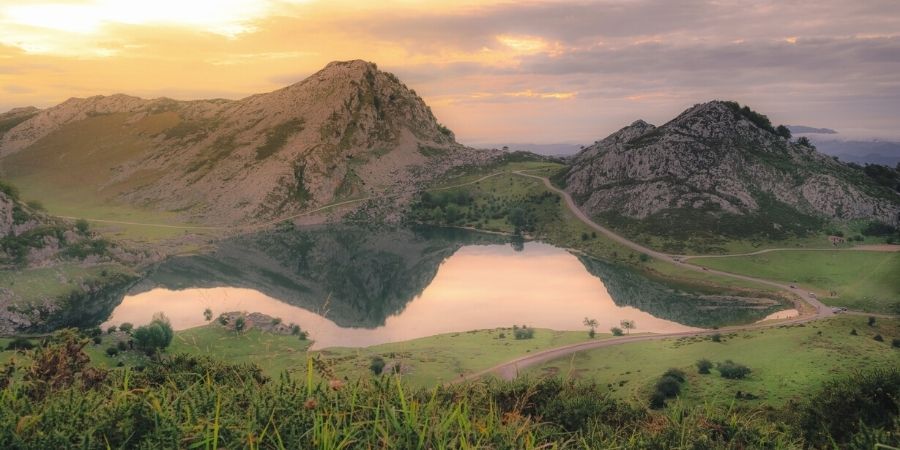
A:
[692,250,900,313]
[526,315,900,407]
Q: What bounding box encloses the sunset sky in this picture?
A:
[1,0,899,145]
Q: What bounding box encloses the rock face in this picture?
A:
[0,60,496,225]
[561,101,900,241]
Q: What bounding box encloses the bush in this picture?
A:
[850,328,858,336]
[893,338,900,348]
[717,360,751,379]
[116,341,128,351]
[696,359,713,374]
[655,376,682,397]
[92,336,102,345]
[105,347,119,357]
[868,316,876,326]
[610,327,623,336]
[798,368,900,447]
[106,326,117,334]
[513,325,535,340]
[132,314,174,354]
[118,322,133,334]
[662,368,685,383]
[874,334,884,342]
[710,333,722,343]
[75,219,90,235]
[370,357,386,375]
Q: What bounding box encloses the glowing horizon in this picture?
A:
[1,0,899,144]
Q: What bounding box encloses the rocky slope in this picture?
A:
[559,101,900,246]
[0,60,496,225]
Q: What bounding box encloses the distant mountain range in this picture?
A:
[787,125,838,134]
[0,60,496,225]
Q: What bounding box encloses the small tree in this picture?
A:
[583,317,598,338]
[711,333,722,342]
[610,327,624,336]
[271,317,282,326]
[132,313,174,355]
[203,308,213,321]
[119,322,133,334]
[106,325,117,334]
[105,347,119,357]
[696,358,713,374]
[873,334,884,342]
[290,324,301,335]
[218,314,229,326]
[775,124,792,139]
[868,316,876,327]
[234,316,246,334]
[620,320,636,335]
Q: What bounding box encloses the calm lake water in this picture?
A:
[104,226,789,349]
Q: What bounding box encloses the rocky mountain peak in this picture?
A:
[561,101,900,249]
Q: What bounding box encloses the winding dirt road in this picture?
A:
[452,171,839,383]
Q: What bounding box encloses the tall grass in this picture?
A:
[0,332,897,449]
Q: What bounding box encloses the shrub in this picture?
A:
[75,219,90,234]
[893,338,900,348]
[290,324,301,335]
[513,325,535,340]
[662,368,686,383]
[91,336,102,345]
[116,341,127,351]
[655,376,682,397]
[711,333,722,343]
[118,322,133,334]
[649,390,667,409]
[106,326,117,334]
[105,347,119,357]
[696,359,713,374]
[850,328,858,336]
[234,316,246,334]
[610,327,624,336]
[874,334,884,342]
[370,357,386,375]
[5,337,34,351]
[132,314,174,354]
[868,316,876,326]
[717,360,751,379]
[798,368,900,447]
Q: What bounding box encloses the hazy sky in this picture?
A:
[1,0,899,144]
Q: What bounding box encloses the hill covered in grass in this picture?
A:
[0,60,497,225]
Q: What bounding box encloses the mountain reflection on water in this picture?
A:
[105,226,788,348]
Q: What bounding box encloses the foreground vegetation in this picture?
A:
[0,329,897,448]
[692,250,900,313]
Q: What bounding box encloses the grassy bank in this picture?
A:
[526,315,900,407]
[692,250,900,313]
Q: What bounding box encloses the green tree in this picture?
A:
[118,322,133,334]
[203,308,213,321]
[583,317,598,338]
[75,219,90,235]
[508,207,526,233]
[620,320,635,335]
[775,125,792,139]
[234,316,246,334]
[132,313,174,355]
[610,327,623,336]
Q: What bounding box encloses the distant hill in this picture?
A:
[557,101,900,250]
[0,60,496,225]
[787,125,838,134]
[811,139,900,166]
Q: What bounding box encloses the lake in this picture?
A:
[104,226,789,349]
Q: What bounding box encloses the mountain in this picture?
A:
[558,101,900,250]
[0,60,495,225]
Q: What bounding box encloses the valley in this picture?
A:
[0,61,897,448]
